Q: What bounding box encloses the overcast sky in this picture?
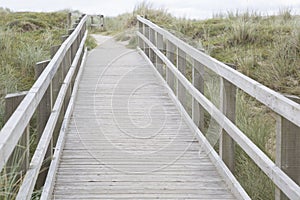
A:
[1,0,300,19]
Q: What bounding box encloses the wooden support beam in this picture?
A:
[166,40,176,93]
[67,12,72,28]
[149,28,156,64]
[276,95,300,200]
[177,48,187,109]
[138,21,144,51]
[50,45,61,59]
[156,32,164,77]
[193,59,205,133]
[34,60,52,189]
[91,16,94,30]
[35,60,51,141]
[5,92,29,175]
[144,24,150,57]
[219,65,237,172]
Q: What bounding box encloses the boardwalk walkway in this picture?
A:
[51,36,236,199]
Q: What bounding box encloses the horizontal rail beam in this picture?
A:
[137,31,300,200]
[137,15,300,128]
[0,15,88,172]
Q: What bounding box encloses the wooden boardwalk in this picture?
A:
[2,15,300,200]
[51,37,236,199]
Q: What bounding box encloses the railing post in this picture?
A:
[138,20,144,51]
[166,40,176,93]
[144,24,150,57]
[91,16,94,31]
[68,12,72,28]
[149,28,156,64]
[275,95,300,200]
[156,32,164,77]
[219,65,236,172]
[68,29,76,61]
[50,45,61,107]
[192,59,205,133]
[177,48,186,109]
[35,60,51,142]
[5,92,29,175]
[50,45,64,147]
[35,60,52,189]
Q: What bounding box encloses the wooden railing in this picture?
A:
[137,15,300,200]
[0,14,88,199]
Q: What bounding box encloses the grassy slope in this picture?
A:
[0,9,69,128]
[102,3,299,199]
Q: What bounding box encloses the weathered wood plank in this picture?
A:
[192,59,205,132]
[4,92,29,175]
[219,65,237,172]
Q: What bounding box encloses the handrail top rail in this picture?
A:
[0,14,88,172]
[137,15,300,127]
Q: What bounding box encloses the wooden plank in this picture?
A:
[16,31,88,200]
[50,45,61,59]
[149,27,156,64]
[219,65,236,172]
[156,32,164,77]
[177,48,186,109]
[0,15,88,173]
[67,12,72,28]
[144,24,150,57]
[34,60,52,189]
[192,59,205,132]
[137,33,300,199]
[137,15,300,128]
[138,21,144,51]
[35,60,51,141]
[5,92,29,175]
[166,40,176,93]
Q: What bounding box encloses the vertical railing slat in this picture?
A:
[4,92,29,176]
[192,59,205,133]
[156,32,164,77]
[166,40,176,93]
[219,65,237,172]
[177,48,187,109]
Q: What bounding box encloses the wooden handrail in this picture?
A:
[0,15,87,172]
[137,15,300,128]
[137,15,300,200]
